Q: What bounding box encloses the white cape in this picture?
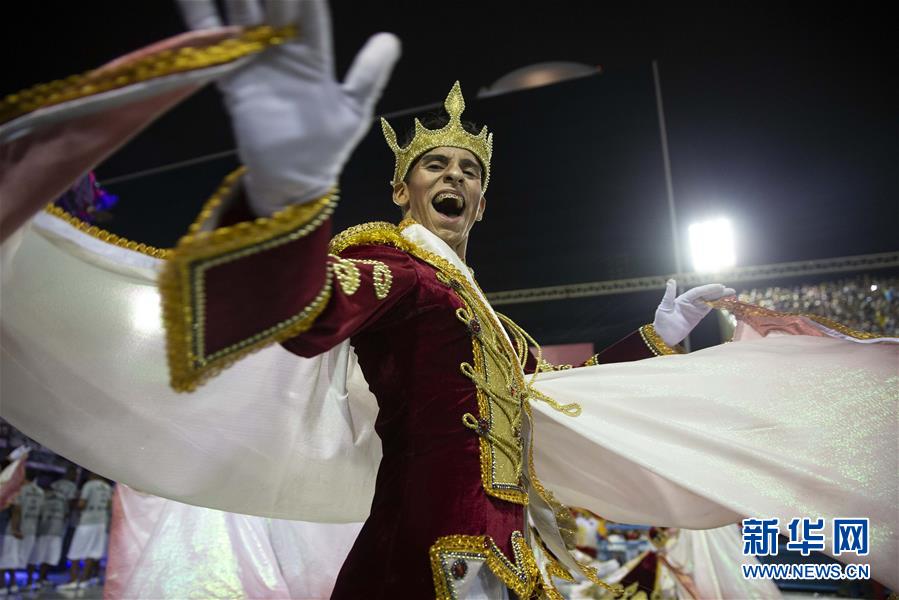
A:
[106,484,361,599]
[1,212,896,587]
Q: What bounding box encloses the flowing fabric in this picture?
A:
[0,27,268,243]
[529,334,898,584]
[1,211,897,588]
[2,213,381,522]
[105,484,361,599]
[665,526,782,599]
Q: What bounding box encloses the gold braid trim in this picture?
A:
[709,297,894,341]
[638,323,682,356]
[429,531,539,600]
[159,168,337,392]
[1,25,295,125]
[582,354,600,366]
[42,204,172,259]
[497,312,582,417]
[452,285,527,505]
[537,358,574,372]
[532,531,576,583]
[588,551,653,599]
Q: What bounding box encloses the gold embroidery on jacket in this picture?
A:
[331,256,361,296]
[445,271,527,504]
[350,259,393,299]
[331,221,528,504]
[330,256,392,299]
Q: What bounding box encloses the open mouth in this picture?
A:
[432,192,465,218]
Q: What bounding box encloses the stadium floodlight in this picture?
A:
[688,217,736,272]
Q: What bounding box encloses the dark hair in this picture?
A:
[400,112,484,183]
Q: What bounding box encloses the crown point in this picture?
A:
[380,118,399,151]
[445,81,465,120]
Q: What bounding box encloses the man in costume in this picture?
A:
[148,3,732,596]
[0,1,896,598]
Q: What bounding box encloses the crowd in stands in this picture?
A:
[0,428,112,595]
[738,275,898,336]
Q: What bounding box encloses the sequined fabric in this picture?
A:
[530,334,898,587]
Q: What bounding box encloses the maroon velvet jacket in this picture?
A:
[162,187,676,598]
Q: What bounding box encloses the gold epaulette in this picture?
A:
[329,221,410,255]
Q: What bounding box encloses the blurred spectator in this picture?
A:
[31,471,76,589]
[738,275,898,336]
[58,473,112,590]
[0,468,43,594]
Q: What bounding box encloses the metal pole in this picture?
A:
[652,60,690,350]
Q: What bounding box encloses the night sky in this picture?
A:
[3,1,896,347]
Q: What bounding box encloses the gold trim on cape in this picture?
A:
[710,297,894,341]
[638,323,682,356]
[42,204,172,259]
[1,25,295,125]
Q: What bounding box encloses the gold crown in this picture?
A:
[381,81,493,192]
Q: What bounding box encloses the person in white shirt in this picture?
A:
[0,469,43,594]
[30,474,74,588]
[59,473,111,589]
[50,467,79,510]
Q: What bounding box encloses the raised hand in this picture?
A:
[178,0,401,214]
[653,279,736,346]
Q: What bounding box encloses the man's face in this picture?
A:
[394,147,485,252]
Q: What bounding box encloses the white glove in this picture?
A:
[652,279,736,347]
[178,0,401,215]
